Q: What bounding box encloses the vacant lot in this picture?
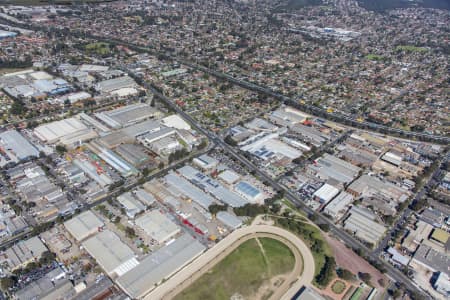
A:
[174,237,295,300]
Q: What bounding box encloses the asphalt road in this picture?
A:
[140,76,427,297]
[143,224,315,300]
[0,17,434,297]
[0,146,211,252]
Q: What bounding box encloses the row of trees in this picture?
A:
[315,256,336,286]
[168,148,189,164]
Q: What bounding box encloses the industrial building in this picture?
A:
[78,113,110,133]
[137,126,180,155]
[116,234,206,299]
[14,268,75,300]
[95,75,137,95]
[218,170,241,185]
[95,103,160,129]
[98,119,161,149]
[95,146,138,177]
[338,146,377,168]
[347,175,410,203]
[322,191,353,220]
[161,114,191,130]
[0,215,28,238]
[308,153,361,185]
[216,211,242,229]
[0,236,47,270]
[64,210,104,242]
[235,181,262,202]
[73,158,114,187]
[294,286,326,300]
[312,183,340,204]
[178,166,248,207]
[147,135,182,156]
[240,132,302,161]
[382,151,403,167]
[432,272,450,297]
[343,206,386,246]
[193,154,219,171]
[268,107,308,127]
[0,130,39,167]
[1,70,72,99]
[164,172,215,209]
[115,144,149,167]
[15,164,67,221]
[34,117,98,147]
[289,123,329,147]
[133,189,156,207]
[82,230,139,277]
[245,118,278,132]
[412,244,450,276]
[402,220,433,253]
[135,210,181,244]
[117,192,146,219]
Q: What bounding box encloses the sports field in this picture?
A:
[174,237,295,300]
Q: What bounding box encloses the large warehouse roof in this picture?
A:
[95,103,159,129]
[34,117,96,144]
[164,172,215,209]
[217,211,242,229]
[235,181,261,200]
[116,234,206,299]
[0,130,39,165]
[178,166,248,207]
[95,76,136,93]
[309,153,361,184]
[161,114,191,130]
[343,206,386,245]
[135,210,180,244]
[313,183,340,204]
[82,230,138,276]
[64,210,104,242]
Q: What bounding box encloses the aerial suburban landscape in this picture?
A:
[0,0,448,300]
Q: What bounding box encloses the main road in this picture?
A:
[1,13,447,144]
[143,224,315,300]
[0,17,430,297]
[138,78,425,297]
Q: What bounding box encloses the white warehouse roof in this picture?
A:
[313,184,340,204]
[34,117,96,144]
[217,211,242,229]
[161,114,191,130]
[82,230,138,276]
[117,234,205,299]
[135,210,180,244]
[64,210,104,242]
[218,170,241,185]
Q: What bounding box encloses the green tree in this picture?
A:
[39,251,56,265]
[358,272,371,284]
[125,226,136,238]
[55,144,67,155]
[208,204,228,215]
[0,277,15,291]
[337,268,354,280]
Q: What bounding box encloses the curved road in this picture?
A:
[143,224,315,300]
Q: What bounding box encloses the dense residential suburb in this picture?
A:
[0,0,448,300]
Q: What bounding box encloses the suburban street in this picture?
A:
[0,13,444,300]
